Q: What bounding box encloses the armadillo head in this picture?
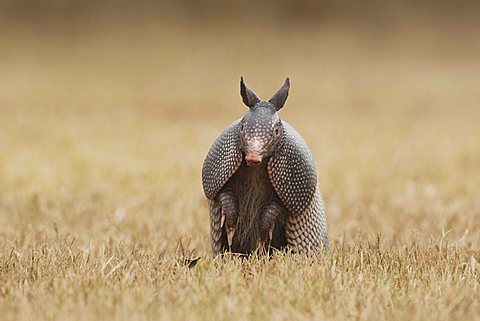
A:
[239,77,290,166]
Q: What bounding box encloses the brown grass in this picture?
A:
[0,21,479,320]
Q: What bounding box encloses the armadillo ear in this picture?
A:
[240,77,260,108]
[269,78,290,111]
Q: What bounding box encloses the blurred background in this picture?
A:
[0,0,479,252]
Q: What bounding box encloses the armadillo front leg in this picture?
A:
[258,199,283,250]
[219,185,238,249]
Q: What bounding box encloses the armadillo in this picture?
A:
[202,77,328,256]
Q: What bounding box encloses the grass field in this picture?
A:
[0,20,479,320]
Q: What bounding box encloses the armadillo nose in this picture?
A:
[245,152,262,166]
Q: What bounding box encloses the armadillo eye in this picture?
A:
[274,128,280,136]
[240,124,244,132]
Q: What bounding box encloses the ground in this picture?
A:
[0,21,479,320]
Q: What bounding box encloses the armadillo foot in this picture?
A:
[219,186,238,251]
[259,201,282,247]
[257,222,275,252]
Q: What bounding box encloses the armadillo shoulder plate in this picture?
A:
[202,120,243,199]
[268,122,317,215]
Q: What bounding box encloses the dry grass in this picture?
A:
[0,21,479,320]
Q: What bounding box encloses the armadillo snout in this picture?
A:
[245,151,262,166]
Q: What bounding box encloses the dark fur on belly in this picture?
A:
[223,160,288,254]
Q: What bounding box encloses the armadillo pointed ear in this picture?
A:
[269,78,290,111]
[240,76,260,108]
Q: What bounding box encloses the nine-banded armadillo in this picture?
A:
[202,77,328,256]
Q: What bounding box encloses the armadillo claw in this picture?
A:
[227,227,235,248]
[220,214,225,228]
[257,239,265,251]
[268,223,275,241]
